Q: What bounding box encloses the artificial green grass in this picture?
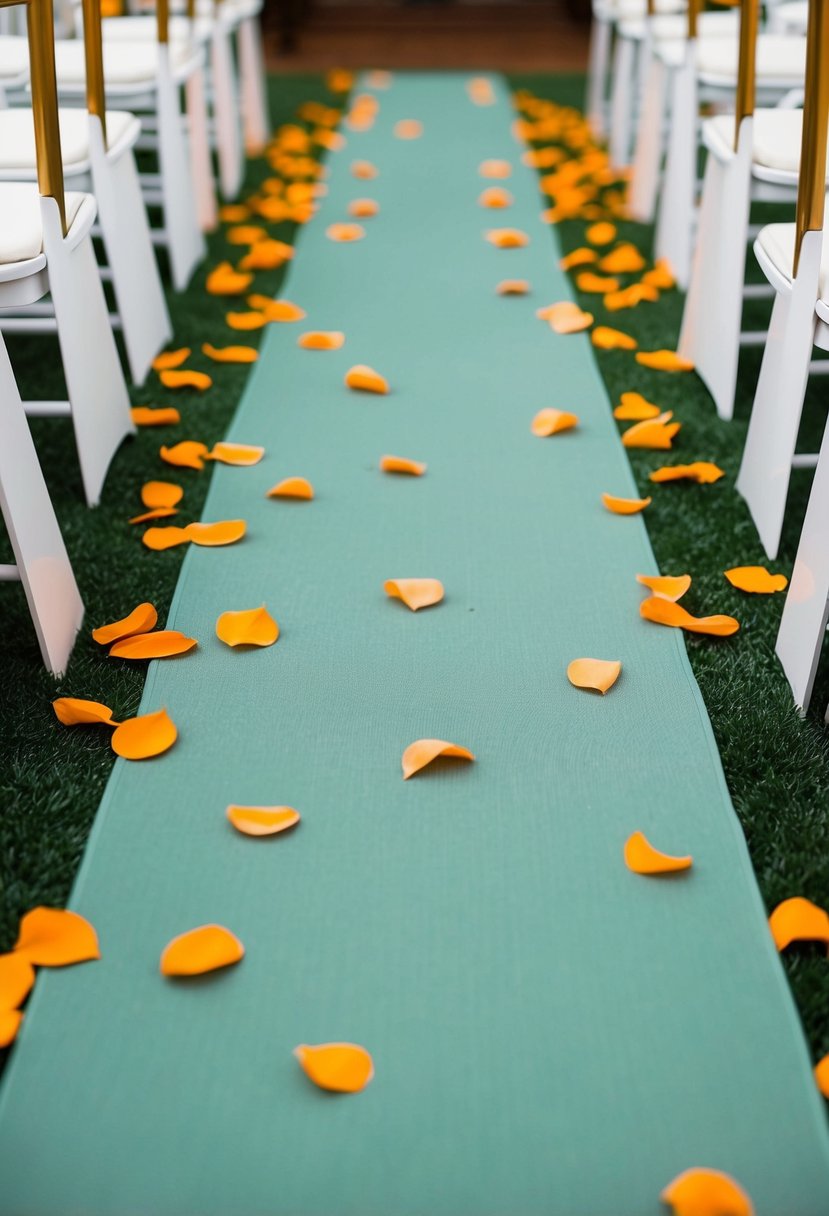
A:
[1,69,827,1081]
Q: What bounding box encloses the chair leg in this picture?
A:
[654,54,697,289]
[185,64,218,235]
[211,25,244,202]
[736,229,823,560]
[0,333,84,675]
[238,14,271,153]
[628,53,666,223]
[609,33,636,169]
[587,16,611,139]
[158,51,207,288]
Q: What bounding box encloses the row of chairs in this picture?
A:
[588,0,829,719]
[0,0,271,675]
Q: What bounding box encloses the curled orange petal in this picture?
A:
[348,198,379,218]
[0,953,35,1010]
[158,369,213,392]
[209,443,264,466]
[559,248,597,271]
[479,159,512,179]
[624,830,692,874]
[640,597,739,637]
[479,187,513,209]
[538,301,593,334]
[815,1054,829,1099]
[642,259,676,290]
[185,520,247,547]
[604,283,660,311]
[160,924,244,977]
[108,630,197,660]
[326,223,365,243]
[226,311,268,331]
[225,224,267,245]
[598,243,646,274]
[298,331,345,351]
[650,462,725,485]
[566,658,621,694]
[531,408,579,437]
[129,508,178,525]
[591,326,637,351]
[268,477,314,500]
[248,297,306,323]
[294,1042,374,1093]
[380,454,426,476]
[635,349,694,372]
[496,279,529,295]
[394,119,423,139]
[53,697,115,726]
[201,343,258,364]
[351,159,378,179]
[14,907,100,967]
[614,392,660,420]
[636,573,691,602]
[131,407,181,427]
[602,493,651,515]
[402,739,475,779]
[384,578,444,611]
[724,566,788,594]
[226,805,301,837]
[586,221,616,245]
[142,481,183,509]
[206,262,254,296]
[576,271,619,294]
[769,897,829,950]
[111,708,177,760]
[345,365,389,394]
[239,240,295,271]
[152,348,191,371]
[622,413,680,450]
[661,1168,753,1216]
[486,228,529,248]
[0,1009,22,1047]
[142,525,192,551]
[92,602,158,646]
[216,606,279,648]
[160,441,210,470]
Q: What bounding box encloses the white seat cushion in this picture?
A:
[757,222,829,303]
[0,35,29,82]
[618,11,738,42]
[707,108,827,176]
[695,33,806,83]
[54,37,194,87]
[0,183,85,264]
[0,108,136,174]
[770,0,808,32]
[99,14,213,42]
[596,0,685,19]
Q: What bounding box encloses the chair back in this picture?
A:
[82,0,107,145]
[734,0,760,147]
[794,0,829,273]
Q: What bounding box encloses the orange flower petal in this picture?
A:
[523,147,563,169]
[576,271,620,294]
[604,283,660,312]
[394,119,423,139]
[160,924,244,977]
[402,738,474,779]
[384,578,444,612]
[294,1042,374,1093]
[0,953,35,1010]
[635,349,694,372]
[636,573,691,602]
[496,279,530,295]
[479,159,512,179]
[479,187,513,209]
[642,259,676,290]
[108,630,198,660]
[131,407,181,427]
[531,408,579,437]
[624,830,692,874]
[216,605,279,648]
[158,370,213,392]
[141,481,183,509]
[129,508,179,525]
[598,243,646,274]
[92,602,158,646]
[201,343,258,365]
[209,443,264,466]
[586,221,616,245]
[239,240,295,271]
[52,697,115,726]
[268,476,314,500]
[206,262,254,296]
[815,1054,829,1099]
[160,441,210,470]
[326,223,365,243]
[142,525,192,551]
[0,1008,22,1047]
[724,566,788,594]
[219,204,251,223]
[650,462,725,485]
[486,228,529,248]
[640,597,739,637]
[14,907,100,967]
[185,520,247,547]
[622,413,680,450]
[351,160,379,179]
[661,1168,753,1216]
[559,247,597,270]
[591,326,637,351]
[769,896,829,950]
[614,392,661,420]
[298,331,345,350]
[566,658,621,694]
[111,708,177,760]
[152,348,191,371]
[601,492,652,515]
[380,455,426,476]
[226,805,301,837]
[348,198,379,218]
[225,224,267,246]
[226,311,268,331]
[247,297,306,323]
[345,365,389,394]
[538,301,593,334]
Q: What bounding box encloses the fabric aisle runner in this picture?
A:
[1,72,827,1216]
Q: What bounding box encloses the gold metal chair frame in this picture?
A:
[794,0,829,272]
[734,0,759,147]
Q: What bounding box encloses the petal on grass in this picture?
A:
[160,925,244,977]
[216,606,279,647]
[226,806,301,837]
[769,897,829,950]
[585,221,616,245]
[591,326,637,351]
[239,240,295,271]
[111,708,177,760]
[598,243,646,274]
[531,408,579,437]
[142,526,192,551]
[601,493,652,515]
[635,349,694,372]
[640,596,739,636]
[131,407,181,427]
[559,247,596,270]
[130,508,178,525]
[160,441,210,470]
[52,697,115,726]
[724,566,788,594]
[384,578,444,611]
[267,477,314,500]
[14,907,100,967]
[566,658,621,694]
[108,631,197,660]
[624,830,692,874]
[206,262,254,296]
[158,370,212,392]
[613,391,661,420]
[636,573,692,601]
[402,739,475,779]
[576,272,620,294]
[660,1169,753,1216]
[202,343,258,364]
[650,462,725,485]
[141,481,183,509]
[622,413,680,450]
[815,1055,829,1099]
[152,348,191,371]
[294,1043,374,1093]
[92,602,158,646]
[226,311,268,331]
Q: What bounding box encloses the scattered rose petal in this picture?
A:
[604,283,660,311]
[614,392,660,420]
[152,348,191,371]
[202,343,258,364]
[158,370,213,392]
[496,279,530,295]
[14,907,100,967]
[479,187,513,208]
[247,297,306,322]
[298,331,345,350]
[209,443,264,466]
[220,204,250,222]
[53,697,115,726]
[129,508,178,525]
[268,477,314,500]
[226,311,268,331]
[559,247,596,270]
[642,259,676,289]
[351,160,378,179]
[769,896,829,950]
[345,365,389,394]
[815,1054,829,1099]
[92,602,158,646]
[640,597,739,636]
[598,243,646,274]
[239,240,294,271]
[661,1168,753,1216]
[602,492,651,515]
[0,1009,22,1047]
[636,349,694,372]
[650,462,725,485]
[142,481,183,509]
[592,326,637,351]
[348,198,379,218]
[0,953,34,1010]
[724,566,788,594]
[566,658,621,694]
[384,578,444,611]
[226,805,301,836]
[160,441,210,470]
[531,408,579,437]
[586,221,616,245]
[206,262,254,296]
[226,224,267,245]
[216,605,279,648]
[294,1042,374,1092]
[142,526,192,551]
[160,924,244,977]
[486,228,529,248]
[576,271,620,294]
[109,631,197,660]
[111,709,177,759]
[479,159,512,179]
[467,76,496,105]
[538,301,593,333]
[394,119,422,139]
[636,573,691,601]
[523,147,563,168]
[402,738,475,779]
[622,413,680,450]
[326,222,365,242]
[624,830,692,874]
[186,520,247,547]
[131,407,181,427]
[380,455,426,475]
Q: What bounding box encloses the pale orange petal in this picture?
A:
[496,279,530,295]
[566,658,621,694]
[14,907,100,967]
[160,441,210,470]
[351,160,379,179]
[642,259,676,290]
[226,311,268,331]
[92,602,158,646]
[108,630,198,660]
[531,408,579,437]
[624,830,692,874]
[537,301,593,334]
[152,348,191,371]
[769,897,829,950]
[604,283,660,312]
[348,198,379,218]
[142,526,192,551]
[614,392,661,420]
[598,243,646,274]
[384,578,444,611]
[226,805,301,837]
[267,477,314,500]
[52,697,115,726]
[394,119,423,139]
[0,1009,22,1047]
[591,326,637,351]
[201,343,258,365]
[0,953,35,1010]
[216,605,279,647]
[650,462,725,485]
[815,1054,829,1099]
[380,455,426,476]
[247,297,306,323]
[724,566,788,594]
[576,272,620,294]
[402,738,475,779]
[209,442,264,466]
[298,331,345,350]
[601,492,652,515]
[225,224,267,245]
[486,228,529,248]
[206,262,254,296]
[129,508,179,525]
[636,573,691,602]
[185,520,247,547]
[661,1168,753,1216]
[640,597,739,636]
[479,159,512,179]
[158,370,213,392]
[622,413,680,450]
[111,708,177,760]
[326,223,365,243]
[294,1042,374,1092]
[160,924,244,976]
[131,407,181,427]
[239,240,295,271]
[345,364,389,394]
[586,221,616,245]
[559,247,597,270]
[479,187,513,209]
[141,481,183,509]
[219,204,251,223]
[635,349,694,372]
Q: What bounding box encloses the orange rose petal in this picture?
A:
[538,301,593,334]
[185,520,247,547]
[576,272,620,294]
[642,259,676,290]
[345,364,389,394]
[479,159,512,179]
[591,326,637,351]
[294,1042,374,1093]
[52,697,115,726]
[636,573,692,602]
[152,348,191,371]
[348,198,379,218]
[226,805,301,837]
[479,187,513,209]
[141,481,183,509]
[815,1054,829,1099]
[598,243,646,274]
[160,924,244,977]
[239,241,295,272]
[201,343,258,364]
[394,119,423,139]
[0,1008,22,1047]
[0,953,35,1009]
[635,349,694,372]
[559,247,597,270]
[486,228,529,248]
[129,508,178,525]
[219,204,250,223]
[142,526,192,551]
[604,283,660,311]
[402,739,475,779]
[209,443,264,466]
[14,907,100,967]
[225,224,267,245]
[158,370,213,392]
[226,311,268,331]
[216,605,279,647]
[602,493,652,515]
[640,596,739,636]
[724,566,788,594]
[160,441,210,470]
[614,392,661,420]
[523,147,563,168]
[108,630,198,660]
[624,830,692,875]
[769,897,829,950]
[566,658,621,694]
[650,462,725,485]
[380,455,426,476]
[326,223,365,242]
[111,708,177,760]
[661,1168,753,1216]
[92,602,158,646]
[622,413,680,450]
[298,331,345,351]
[131,407,181,427]
[351,160,379,179]
[206,262,254,296]
[384,578,444,612]
[586,221,616,245]
[268,477,314,500]
[247,297,306,323]
[531,408,579,437]
[496,279,530,295]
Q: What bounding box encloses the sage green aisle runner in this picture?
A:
[1,73,828,1215]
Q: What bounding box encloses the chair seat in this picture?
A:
[0,183,86,265]
[54,37,196,88]
[696,33,806,83]
[770,0,809,32]
[99,14,214,42]
[618,10,738,42]
[756,223,829,311]
[0,109,137,175]
[595,0,685,20]
[0,34,29,81]
[706,108,827,177]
